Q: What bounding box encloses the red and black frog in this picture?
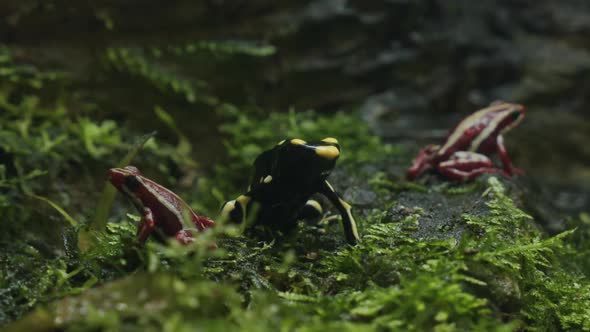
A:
[219,138,361,245]
[407,101,525,182]
[108,166,214,245]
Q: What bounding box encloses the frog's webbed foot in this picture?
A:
[175,230,194,245]
[193,215,215,231]
[319,180,360,245]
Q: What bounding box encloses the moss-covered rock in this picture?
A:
[3,110,589,331]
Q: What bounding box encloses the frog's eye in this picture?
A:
[510,111,522,121]
[124,175,141,191]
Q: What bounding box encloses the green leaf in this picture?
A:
[89,131,156,235]
[28,194,79,227]
[154,106,194,162]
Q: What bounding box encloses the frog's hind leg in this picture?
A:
[319,180,361,245]
[439,166,506,182]
[438,151,507,181]
[297,199,323,223]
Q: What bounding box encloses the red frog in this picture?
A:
[407,101,525,182]
[108,166,214,244]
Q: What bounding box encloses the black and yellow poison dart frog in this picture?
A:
[219,137,361,245]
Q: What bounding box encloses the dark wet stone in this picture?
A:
[342,187,377,207]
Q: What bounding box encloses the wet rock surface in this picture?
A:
[328,163,523,240]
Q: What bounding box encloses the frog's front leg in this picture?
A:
[496,136,524,176]
[437,151,506,181]
[297,199,323,222]
[218,195,250,225]
[137,207,156,244]
[407,144,439,180]
[318,180,360,245]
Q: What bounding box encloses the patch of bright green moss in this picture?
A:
[8,175,589,331]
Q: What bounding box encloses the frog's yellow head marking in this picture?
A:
[282,137,341,160]
[290,138,307,145]
[321,137,338,144]
[315,145,340,159]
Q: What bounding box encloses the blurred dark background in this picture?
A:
[2,0,589,217]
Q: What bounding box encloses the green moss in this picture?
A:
[1,43,589,332]
[9,170,589,331]
[0,46,198,324]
